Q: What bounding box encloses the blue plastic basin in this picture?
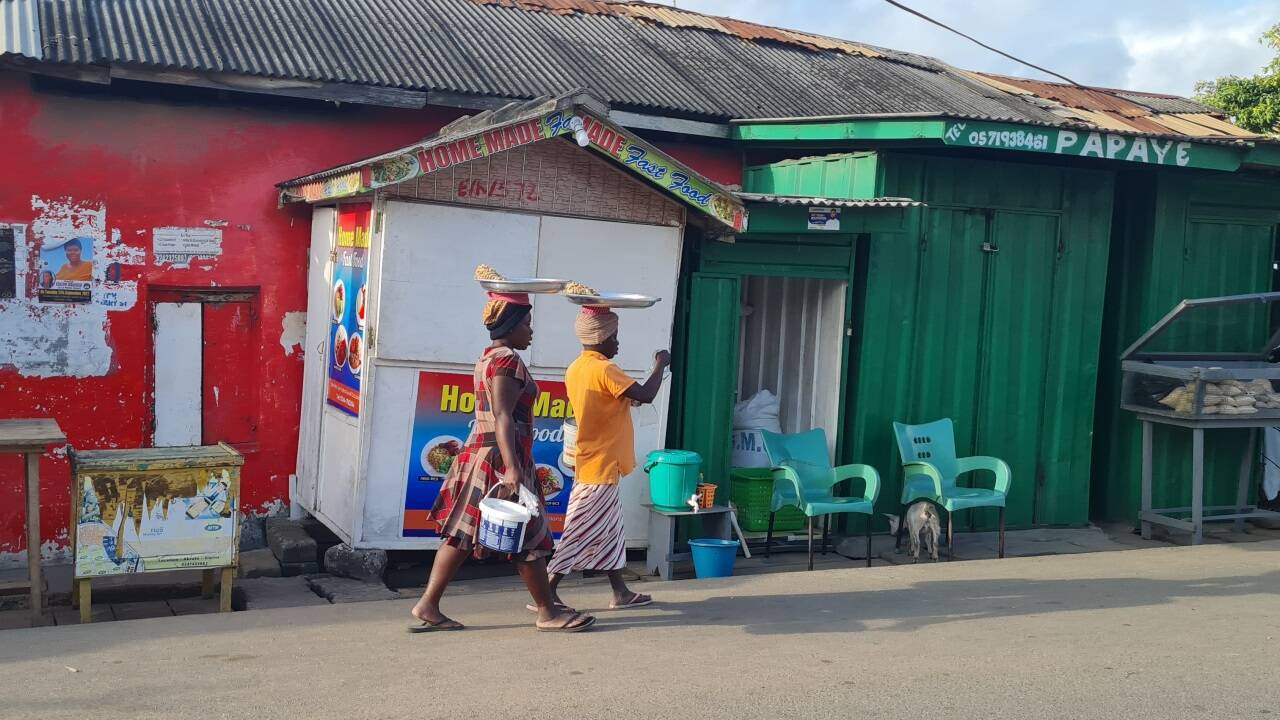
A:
[689,538,737,579]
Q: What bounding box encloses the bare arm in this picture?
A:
[489,374,526,492]
[623,350,671,405]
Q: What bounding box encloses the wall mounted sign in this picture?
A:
[807,207,841,231]
[282,98,747,232]
[326,203,371,416]
[942,120,1242,172]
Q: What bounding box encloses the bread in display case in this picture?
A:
[1120,292,1280,421]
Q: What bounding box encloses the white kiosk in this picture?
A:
[277,92,746,550]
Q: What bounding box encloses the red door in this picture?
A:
[202,300,259,452]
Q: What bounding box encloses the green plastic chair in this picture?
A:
[891,418,1011,560]
[760,429,881,570]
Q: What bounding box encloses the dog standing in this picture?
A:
[901,501,941,562]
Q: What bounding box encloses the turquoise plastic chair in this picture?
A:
[760,429,881,570]
[892,419,1011,560]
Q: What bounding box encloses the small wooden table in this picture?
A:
[0,419,66,624]
[645,504,737,580]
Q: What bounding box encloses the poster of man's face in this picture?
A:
[37,235,94,303]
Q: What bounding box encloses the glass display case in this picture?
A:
[1121,292,1280,421]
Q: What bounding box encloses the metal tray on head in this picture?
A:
[564,292,661,309]
[479,278,569,294]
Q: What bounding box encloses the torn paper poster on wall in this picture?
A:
[32,196,103,304]
[154,226,223,268]
[0,198,115,377]
[0,224,19,299]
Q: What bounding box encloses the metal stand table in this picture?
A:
[1138,413,1280,544]
[646,504,734,580]
[0,419,66,624]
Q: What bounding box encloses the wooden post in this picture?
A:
[219,567,234,613]
[78,579,92,624]
[25,452,42,622]
[201,569,216,599]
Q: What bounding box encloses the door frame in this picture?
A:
[146,286,260,447]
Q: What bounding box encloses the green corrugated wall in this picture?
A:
[850,153,1115,529]
[1091,171,1280,521]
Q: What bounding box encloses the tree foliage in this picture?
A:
[1195,23,1280,135]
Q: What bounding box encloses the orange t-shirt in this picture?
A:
[565,351,637,485]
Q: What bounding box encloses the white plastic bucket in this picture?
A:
[561,419,578,469]
[478,485,531,554]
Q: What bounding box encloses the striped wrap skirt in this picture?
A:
[546,482,625,574]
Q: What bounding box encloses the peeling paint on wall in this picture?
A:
[101,228,145,267]
[280,310,307,356]
[0,540,72,569]
[0,197,115,377]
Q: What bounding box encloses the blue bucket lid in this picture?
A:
[646,449,702,465]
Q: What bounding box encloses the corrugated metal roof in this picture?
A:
[735,193,923,208]
[29,0,1059,124]
[972,71,1259,141]
[1,0,41,59]
[23,0,1260,144]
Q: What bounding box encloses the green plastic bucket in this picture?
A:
[644,450,703,512]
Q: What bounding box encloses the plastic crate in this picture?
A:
[730,468,807,532]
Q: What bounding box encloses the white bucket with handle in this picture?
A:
[561,418,577,469]
[477,484,532,554]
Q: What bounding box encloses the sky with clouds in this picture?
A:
[656,0,1276,97]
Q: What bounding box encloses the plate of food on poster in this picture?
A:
[333,325,349,369]
[332,279,346,322]
[535,464,564,500]
[421,435,463,479]
[348,332,363,375]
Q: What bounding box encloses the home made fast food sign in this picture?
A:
[348,109,746,231]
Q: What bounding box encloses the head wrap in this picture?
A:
[575,308,619,345]
[483,292,532,340]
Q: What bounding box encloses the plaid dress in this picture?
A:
[430,346,554,562]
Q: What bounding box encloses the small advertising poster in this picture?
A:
[36,234,93,303]
[0,225,16,299]
[327,203,371,416]
[74,467,239,578]
[807,207,841,231]
[403,370,576,538]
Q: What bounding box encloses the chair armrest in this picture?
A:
[834,463,881,504]
[770,465,805,512]
[955,456,1011,495]
[903,461,945,497]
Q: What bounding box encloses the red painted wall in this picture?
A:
[0,72,463,563]
[0,73,741,565]
[652,140,743,188]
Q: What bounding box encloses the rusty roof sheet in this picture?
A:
[970,72,1261,141]
[477,0,885,59]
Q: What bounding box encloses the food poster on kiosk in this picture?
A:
[403,370,575,538]
[327,203,370,416]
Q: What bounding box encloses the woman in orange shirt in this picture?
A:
[545,307,669,610]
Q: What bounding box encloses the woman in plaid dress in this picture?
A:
[409,294,595,633]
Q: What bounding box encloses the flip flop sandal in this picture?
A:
[536,612,596,633]
[524,599,576,609]
[407,617,465,633]
[609,592,652,610]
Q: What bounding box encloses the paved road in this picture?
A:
[3,541,1278,720]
